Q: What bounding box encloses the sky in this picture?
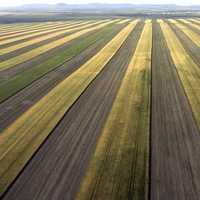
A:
[1,0,200,7]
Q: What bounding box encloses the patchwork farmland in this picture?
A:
[0,18,199,200]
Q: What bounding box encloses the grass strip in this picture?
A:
[0,20,138,195]
[77,20,152,200]
[0,22,122,102]
[0,20,116,71]
[0,21,95,55]
[159,19,200,129]
[168,19,200,47]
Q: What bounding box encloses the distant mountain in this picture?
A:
[1,3,200,12]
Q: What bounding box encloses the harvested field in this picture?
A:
[0,22,88,54]
[160,20,200,129]
[0,20,138,195]
[0,21,126,102]
[0,22,106,62]
[177,19,200,35]
[189,19,200,26]
[0,18,200,200]
[1,20,143,200]
[0,20,115,71]
[0,22,81,44]
[151,20,200,200]
[0,22,77,37]
[0,20,128,131]
[77,19,152,200]
[179,19,200,32]
[167,20,200,67]
[169,19,200,47]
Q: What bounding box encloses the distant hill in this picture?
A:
[2,3,200,12]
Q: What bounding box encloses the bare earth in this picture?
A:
[150,22,200,200]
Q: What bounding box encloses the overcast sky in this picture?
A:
[1,0,200,7]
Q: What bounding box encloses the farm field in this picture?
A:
[0,18,199,200]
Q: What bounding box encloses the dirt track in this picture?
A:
[1,22,143,200]
[150,22,200,200]
[0,22,127,131]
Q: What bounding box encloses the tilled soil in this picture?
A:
[150,22,200,200]
[1,22,144,200]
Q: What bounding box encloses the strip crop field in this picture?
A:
[0,18,199,200]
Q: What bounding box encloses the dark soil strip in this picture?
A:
[0,22,121,81]
[151,21,200,200]
[1,22,144,200]
[167,21,200,67]
[0,23,92,62]
[0,22,131,131]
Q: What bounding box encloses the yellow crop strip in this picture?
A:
[0,22,68,36]
[159,19,200,129]
[0,23,44,32]
[179,19,200,31]
[168,19,200,47]
[0,20,118,71]
[189,19,200,25]
[0,21,93,47]
[0,20,138,194]
[77,20,152,200]
[117,19,131,24]
[0,21,97,55]
[0,21,80,42]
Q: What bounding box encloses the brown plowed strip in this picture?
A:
[167,21,200,66]
[151,21,200,200]
[1,22,143,200]
[0,22,131,131]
